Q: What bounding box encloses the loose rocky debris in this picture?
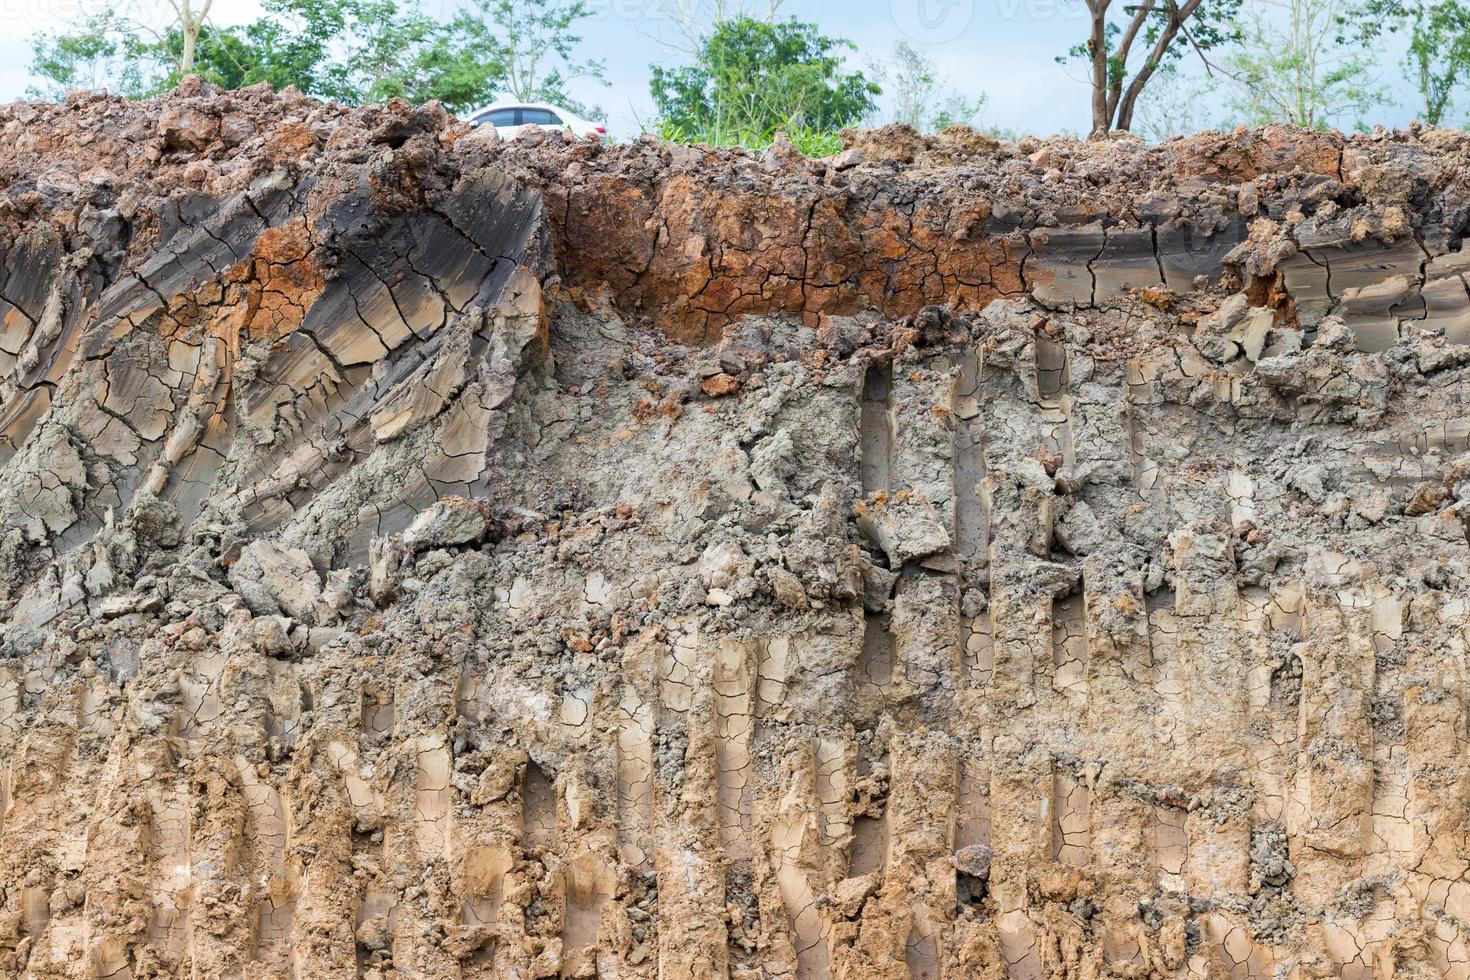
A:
[0,79,1468,978]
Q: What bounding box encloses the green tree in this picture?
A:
[1223,0,1384,128]
[885,39,987,132]
[204,0,357,95]
[1059,0,1243,135]
[28,13,121,98]
[27,0,508,112]
[651,0,785,55]
[29,0,223,98]
[650,17,879,137]
[482,0,607,118]
[1341,0,1470,125]
[312,1,503,109]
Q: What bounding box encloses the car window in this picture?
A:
[480,109,518,126]
[520,108,562,125]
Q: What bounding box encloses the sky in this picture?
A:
[0,0,1431,140]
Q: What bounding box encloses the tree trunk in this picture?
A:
[1114,0,1198,133]
[1088,0,1111,135]
[1115,35,1175,131]
[174,0,212,75]
[1422,56,1446,127]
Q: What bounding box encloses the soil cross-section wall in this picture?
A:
[1,81,1469,979]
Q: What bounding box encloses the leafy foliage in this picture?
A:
[27,0,604,116]
[488,0,607,118]
[650,17,879,136]
[29,13,123,98]
[884,40,987,132]
[309,0,503,109]
[1223,0,1384,128]
[1340,0,1470,125]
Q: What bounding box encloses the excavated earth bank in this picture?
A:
[1,78,1470,978]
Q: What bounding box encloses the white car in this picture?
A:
[468,101,606,141]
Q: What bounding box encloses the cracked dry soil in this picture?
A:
[0,78,1469,978]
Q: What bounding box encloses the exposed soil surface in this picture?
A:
[1,80,1469,978]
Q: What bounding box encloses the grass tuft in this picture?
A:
[657,119,844,157]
